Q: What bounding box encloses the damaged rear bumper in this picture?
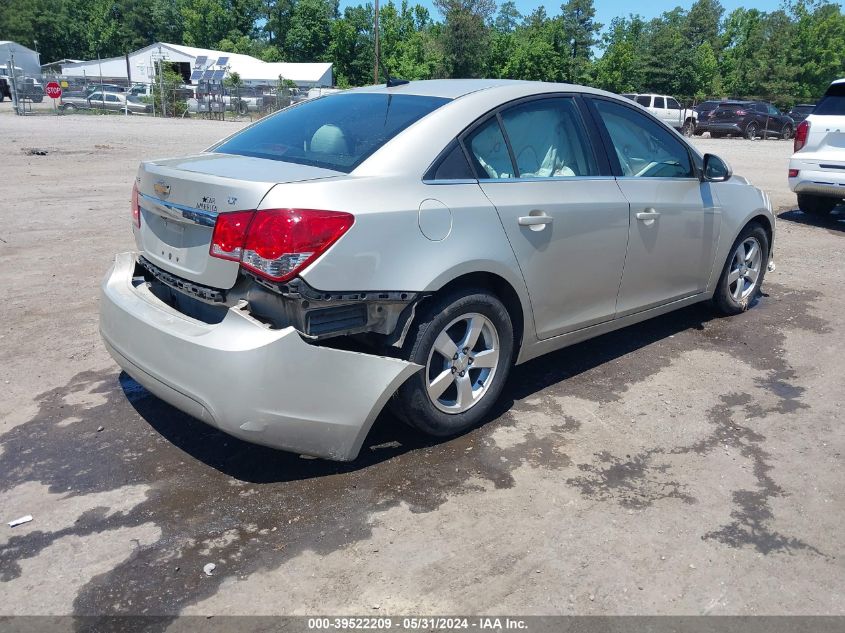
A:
[99,252,422,460]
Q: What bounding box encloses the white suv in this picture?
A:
[624,93,697,135]
[789,78,845,216]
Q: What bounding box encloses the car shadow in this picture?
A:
[778,207,845,233]
[124,301,722,484]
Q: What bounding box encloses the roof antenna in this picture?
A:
[379,59,409,88]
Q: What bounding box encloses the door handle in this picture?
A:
[636,210,661,224]
[518,215,553,226]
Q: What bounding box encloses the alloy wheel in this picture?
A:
[728,237,762,302]
[425,313,500,414]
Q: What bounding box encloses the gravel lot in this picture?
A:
[0,110,843,623]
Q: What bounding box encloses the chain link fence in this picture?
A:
[3,62,334,121]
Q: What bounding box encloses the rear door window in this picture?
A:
[654,96,665,109]
[214,93,449,173]
[499,97,598,178]
[815,83,845,115]
[593,98,694,179]
[636,95,652,107]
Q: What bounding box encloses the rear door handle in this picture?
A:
[636,210,661,224]
[518,215,553,226]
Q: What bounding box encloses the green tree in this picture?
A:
[593,15,647,92]
[558,0,601,83]
[284,0,334,62]
[434,0,496,78]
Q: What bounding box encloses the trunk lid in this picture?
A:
[802,114,845,170]
[136,153,341,289]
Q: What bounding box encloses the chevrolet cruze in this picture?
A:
[100,79,775,460]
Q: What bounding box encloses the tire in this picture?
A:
[781,124,793,140]
[744,122,759,140]
[62,103,75,111]
[681,119,695,137]
[710,131,723,138]
[391,288,514,437]
[797,193,839,216]
[712,223,769,315]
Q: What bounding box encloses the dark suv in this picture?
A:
[787,103,815,123]
[700,101,795,140]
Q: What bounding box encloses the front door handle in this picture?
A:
[518,215,553,226]
[636,210,661,225]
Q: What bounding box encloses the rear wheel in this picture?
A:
[781,124,793,140]
[391,288,514,437]
[744,122,759,140]
[797,193,839,216]
[712,223,769,315]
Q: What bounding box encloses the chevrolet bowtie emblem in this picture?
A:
[154,181,171,197]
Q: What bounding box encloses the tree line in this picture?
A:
[2,0,843,105]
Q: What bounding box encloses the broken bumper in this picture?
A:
[99,252,421,461]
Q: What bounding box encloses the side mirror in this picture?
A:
[702,153,732,182]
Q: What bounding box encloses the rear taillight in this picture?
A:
[209,208,354,282]
[210,210,254,261]
[794,120,810,152]
[242,209,354,282]
[131,182,140,227]
[788,169,800,178]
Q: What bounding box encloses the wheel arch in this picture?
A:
[419,270,531,364]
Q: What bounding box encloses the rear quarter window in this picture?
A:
[214,93,450,173]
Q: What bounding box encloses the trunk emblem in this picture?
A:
[154,181,171,197]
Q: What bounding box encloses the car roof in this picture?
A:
[346,79,617,101]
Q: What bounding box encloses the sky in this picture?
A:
[339,0,835,33]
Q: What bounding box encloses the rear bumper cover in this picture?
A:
[100,252,421,460]
[789,161,845,198]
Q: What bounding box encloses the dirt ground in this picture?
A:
[0,109,843,624]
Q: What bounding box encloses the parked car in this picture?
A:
[86,83,127,95]
[100,79,775,461]
[788,79,845,216]
[61,90,151,114]
[0,72,44,102]
[630,93,698,135]
[691,100,722,133]
[787,103,815,123]
[701,101,795,139]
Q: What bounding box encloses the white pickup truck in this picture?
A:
[623,93,698,136]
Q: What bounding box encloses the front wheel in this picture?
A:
[781,124,793,140]
[391,289,514,437]
[712,223,769,315]
[681,119,695,137]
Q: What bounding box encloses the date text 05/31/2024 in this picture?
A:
[307,617,529,630]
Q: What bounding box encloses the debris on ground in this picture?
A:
[203,563,216,576]
[8,515,33,528]
[24,148,48,156]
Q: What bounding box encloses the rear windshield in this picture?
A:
[814,83,845,116]
[214,93,450,173]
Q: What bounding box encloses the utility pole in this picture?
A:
[157,45,166,118]
[373,0,380,85]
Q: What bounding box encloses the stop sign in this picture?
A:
[46,82,62,99]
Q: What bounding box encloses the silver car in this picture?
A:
[100,80,775,460]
